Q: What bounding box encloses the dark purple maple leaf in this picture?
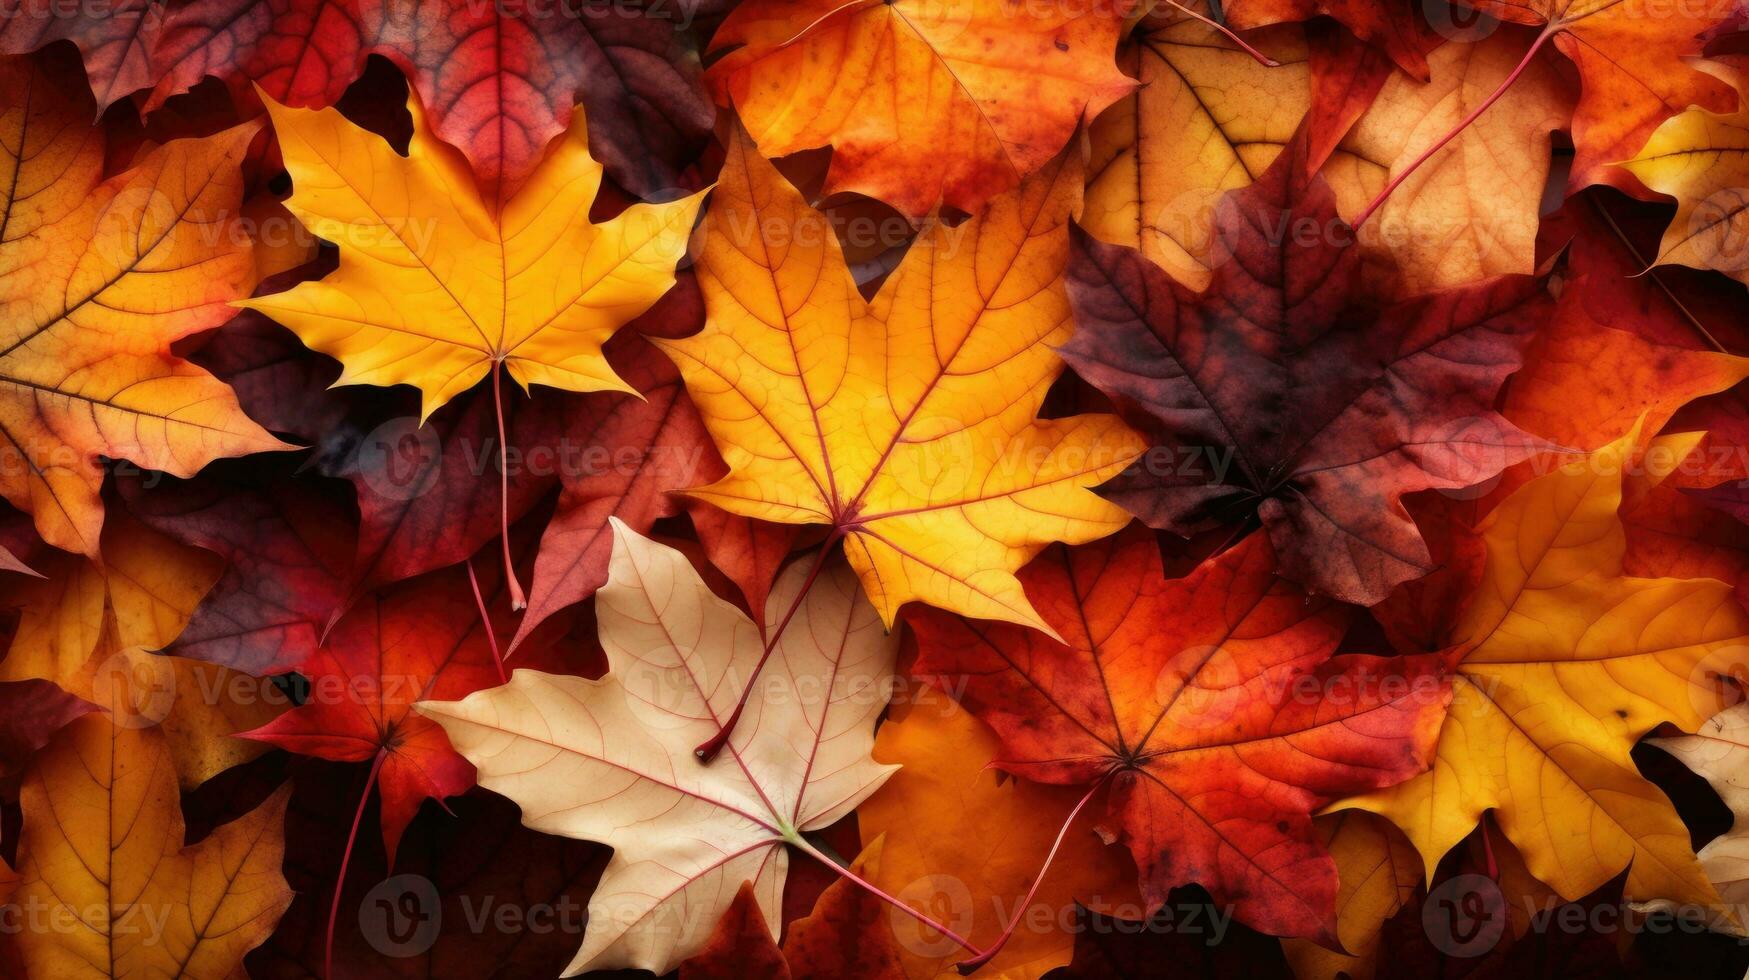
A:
[1060,136,1553,605]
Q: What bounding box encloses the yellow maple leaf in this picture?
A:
[1618,61,1749,287]
[9,715,291,979]
[658,129,1144,633]
[1342,427,1749,914]
[241,90,707,420]
[0,54,287,557]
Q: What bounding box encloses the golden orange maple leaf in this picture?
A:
[0,55,288,557]
[241,89,706,420]
[1343,427,1748,915]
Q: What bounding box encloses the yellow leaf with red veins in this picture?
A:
[658,128,1143,633]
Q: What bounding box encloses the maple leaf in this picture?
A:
[238,556,534,860]
[1533,187,1749,488]
[11,0,716,200]
[240,88,705,421]
[1084,16,1565,299]
[909,525,1450,938]
[1464,0,1737,192]
[0,0,162,109]
[203,299,719,618]
[704,0,1134,220]
[509,334,723,649]
[0,52,289,557]
[1505,285,1749,451]
[1618,60,1749,287]
[1062,138,1550,605]
[1342,428,1749,915]
[680,852,908,980]
[420,522,901,975]
[688,504,801,629]
[281,333,575,600]
[1649,700,1749,934]
[144,0,373,115]
[854,691,1142,978]
[10,715,292,979]
[1081,9,1318,292]
[660,127,1143,635]
[1323,26,1572,297]
[682,883,794,980]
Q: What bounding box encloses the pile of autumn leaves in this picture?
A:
[12,0,1749,975]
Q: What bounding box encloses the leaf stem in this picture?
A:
[788,833,985,957]
[1479,816,1499,880]
[466,557,508,684]
[491,359,527,611]
[954,779,1102,975]
[695,531,844,761]
[327,749,388,980]
[1351,25,1556,230]
[1163,0,1280,66]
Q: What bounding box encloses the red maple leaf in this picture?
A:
[237,558,557,859]
[909,525,1450,939]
